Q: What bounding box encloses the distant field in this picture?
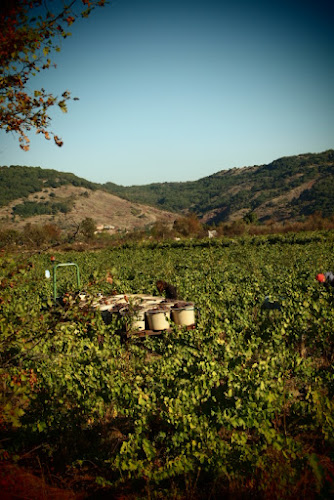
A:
[1,232,334,498]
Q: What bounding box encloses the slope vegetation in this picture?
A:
[104,150,334,223]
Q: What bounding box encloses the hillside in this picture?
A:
[103,150,334,223]
[0,165,100,207]
[1,150,333,228]
[0,170,177,232]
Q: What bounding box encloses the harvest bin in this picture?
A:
[92,296,196,334]
[146,309,171,331]
[48,261,196,335]
[171,302,195,326]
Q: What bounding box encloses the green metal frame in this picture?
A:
[52,262,81,303]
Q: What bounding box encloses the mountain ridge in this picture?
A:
[103,150,334,223]
[1,150,333,228]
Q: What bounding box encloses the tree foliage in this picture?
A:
[80,216,96,239]
[173,214,204,237]
[0,0,107,150]
[0,165,99,207]
[12,199,71,217]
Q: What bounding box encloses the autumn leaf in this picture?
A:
[54,135,63,147]
[0,0,108,150]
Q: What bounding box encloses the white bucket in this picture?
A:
[132,319,146,331]
[171,304,195,326]
[146,309,171,331]
[120,306,147,331]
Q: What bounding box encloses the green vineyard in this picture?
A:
[1,232,334,498]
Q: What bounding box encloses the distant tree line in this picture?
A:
[2,212,334,251]
[0,217,97,249]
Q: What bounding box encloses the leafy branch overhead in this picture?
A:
[0,0,107,150]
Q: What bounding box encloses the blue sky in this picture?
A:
[0,0,333,185]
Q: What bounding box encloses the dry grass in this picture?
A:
[0,186,178,233]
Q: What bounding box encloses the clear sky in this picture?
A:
[0,0,333,186]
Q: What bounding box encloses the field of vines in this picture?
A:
[1,231,334,499]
